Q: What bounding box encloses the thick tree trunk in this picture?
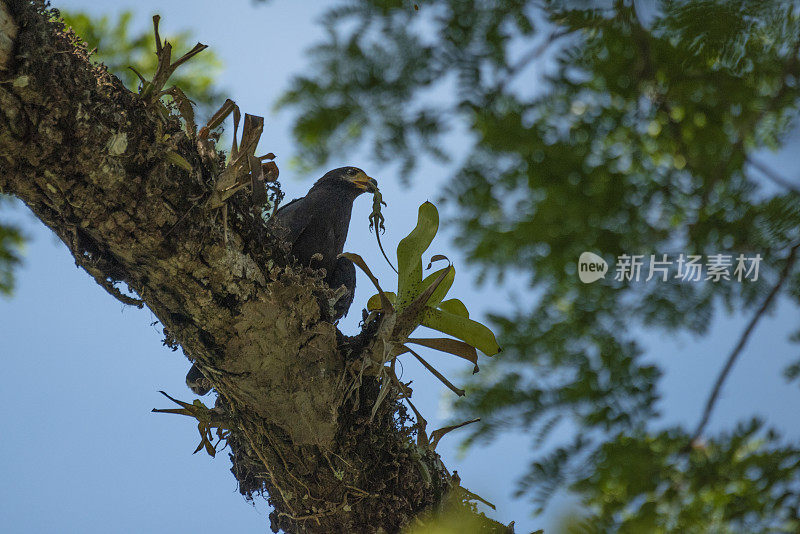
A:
[0,2,510,532]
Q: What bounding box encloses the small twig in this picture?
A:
[430,418,481,450]
[344,484,379,498]
[264,431,315,500]
[239,425,298,517]
[152,15,163,55]
[100,278,144,308]
[459,485,496,510]
[170,43,209,71]
[689,242,800,445]
[276,503,344,522]
[163,199,200,238]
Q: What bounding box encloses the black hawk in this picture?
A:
[186,166,378,395]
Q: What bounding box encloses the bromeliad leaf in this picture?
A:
[429,418,481,450]
[368,268,453,312]
[421,307,500,357]
[407,337,479,373]
[405,346,465,397]
[350,201,499,405]
[367,291,397,311]
[361,201,499,356]
[420,265,455,308]
[438,298,469,318]
[341,252,394,313]
[394,265,453,337]
[396,201,439,307]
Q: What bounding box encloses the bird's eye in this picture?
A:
[347,168,357,176]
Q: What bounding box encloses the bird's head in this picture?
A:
[315,166,379,195]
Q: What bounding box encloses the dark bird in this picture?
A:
[186,166,378,395]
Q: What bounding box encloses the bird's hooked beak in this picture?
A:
[352,172,379,193]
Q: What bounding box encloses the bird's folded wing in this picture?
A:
[270,196,308,243]
[331,256,356,319]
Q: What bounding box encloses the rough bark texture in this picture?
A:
[0,2,510,532]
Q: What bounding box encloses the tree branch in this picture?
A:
[690,242,800,445]
[0,1,515,532]
[0,0,16,70]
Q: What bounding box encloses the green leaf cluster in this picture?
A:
[283,0,800,529]
[364,201,500,358]
[0,196,23,296]
[347,201,499,402]
[565,420,800,532]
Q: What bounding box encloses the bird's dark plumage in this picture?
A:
[187,167,377,395]
[271,167,375,283]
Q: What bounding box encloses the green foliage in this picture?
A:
[569,420,800,532]
[396,201,442,309]
[0,196,24,296]
[61,10,224,114]
[358,201,500,358]
[283,0,800,529]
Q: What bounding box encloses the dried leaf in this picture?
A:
[200,98,236,138]
[426,254,449,270]
[262,160,279,182]
[340,252,394,314]
[406,337,479,372]
[165,150,193,172]
[370,368,393,423]
[239,114,264,157]
[429,418,480,449]
[167,85,196,138]
[405,346,465,397]
[248,155,268,207]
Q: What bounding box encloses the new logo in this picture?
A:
[578,252,608,283]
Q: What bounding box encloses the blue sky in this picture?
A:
[1,1,799,533]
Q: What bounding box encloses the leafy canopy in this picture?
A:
[280,0,800,530]
[61,10,224,114]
